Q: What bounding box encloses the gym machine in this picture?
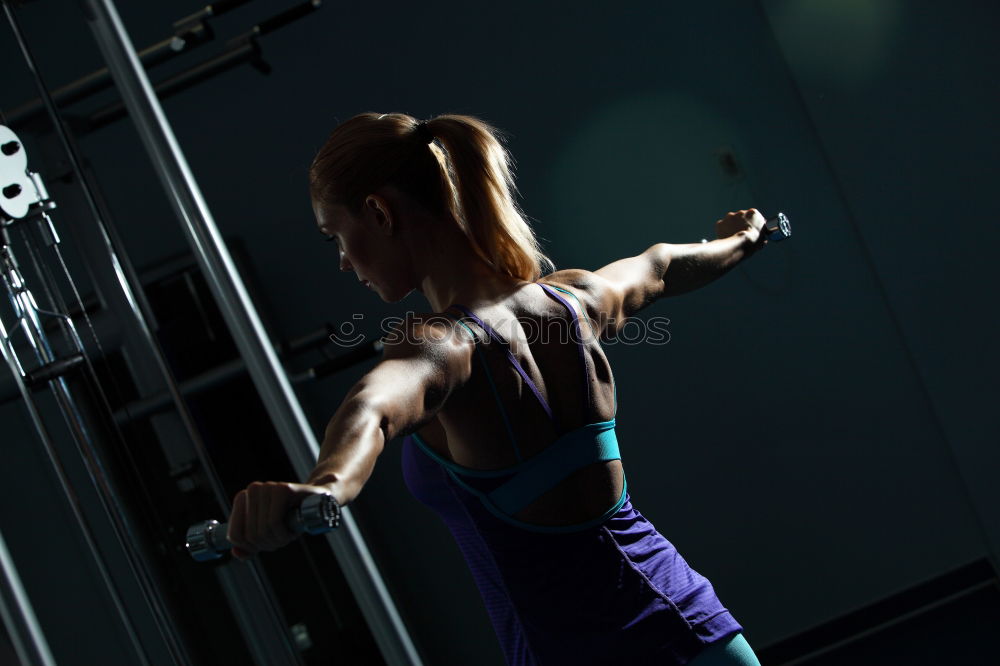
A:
[0,1,420,664]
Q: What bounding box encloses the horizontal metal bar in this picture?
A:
[111,338,382,423]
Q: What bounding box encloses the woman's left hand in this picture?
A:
[226,481,336,560]
[715,208,766,243]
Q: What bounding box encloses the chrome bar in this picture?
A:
[0,363,55,666]
[215,565,303,666]
[0,241,153,664]
[0,298,163,664]
[0,526,55,666]
[79,1,421,664]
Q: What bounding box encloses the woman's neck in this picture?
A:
[407,214,528,313]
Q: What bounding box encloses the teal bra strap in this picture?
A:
[487,420,619,515]
[442,311,523,462]
[445,466,629,534]
[547,285,598,338]
[546,285,618,418]
[410,425,628,533]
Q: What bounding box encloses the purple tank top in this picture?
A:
[401,283,743,665]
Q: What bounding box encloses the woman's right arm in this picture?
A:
[545,209,768,339]
[305,314,473,504]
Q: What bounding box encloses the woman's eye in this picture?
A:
[324,235,338,244]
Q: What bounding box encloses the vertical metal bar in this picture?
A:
[215,566,304,666]
[0,331,56,666]
[77,2,422,664]
[0,527,55,666]
[0,247,154,664]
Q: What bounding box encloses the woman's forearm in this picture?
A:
[661,230,760,297]
[305,393,386,506]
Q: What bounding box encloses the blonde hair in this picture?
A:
[309,112,554,281]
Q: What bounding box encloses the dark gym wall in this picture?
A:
[3,1,997,664]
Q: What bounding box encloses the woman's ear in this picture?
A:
[362,194,394,236]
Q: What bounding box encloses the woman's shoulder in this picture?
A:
[540,267,617,298]
[538,269,622,335]
[379,311,476,364]
[538,267,593,288]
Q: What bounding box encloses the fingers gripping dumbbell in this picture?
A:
[185,492,341,562]
[702,212,792,244]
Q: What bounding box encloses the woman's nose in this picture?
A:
[339,253,353,272]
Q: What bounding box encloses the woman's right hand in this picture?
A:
[715,209,766,244]
[226,481,336,560]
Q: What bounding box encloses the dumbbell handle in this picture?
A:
[185,492,340,562]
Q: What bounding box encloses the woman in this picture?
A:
[226,112,764,665]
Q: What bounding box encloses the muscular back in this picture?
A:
[370,247,680,525]
[414,274,623,527]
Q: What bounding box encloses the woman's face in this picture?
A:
[312,198,414,302]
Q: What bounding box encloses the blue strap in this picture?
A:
[537,283,591,415]
[441,311,523,461]
[410,421,628,533]
[546,285,599,338]
[487,419,620,515]
[543,284,618,418]
[448,303,560,433]
[447,467,629,534]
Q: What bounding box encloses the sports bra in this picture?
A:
[407,282,627,532]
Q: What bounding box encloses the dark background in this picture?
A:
[1,0,997,664]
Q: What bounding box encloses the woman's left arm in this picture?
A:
[226,314,472,559]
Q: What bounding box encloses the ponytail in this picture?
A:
[309,112,554,281]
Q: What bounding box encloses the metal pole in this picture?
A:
[78,2,421,664]
[0,526,55,666]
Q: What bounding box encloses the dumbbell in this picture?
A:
[702,212,792,244]
[185,492,341,562]
[764,212,791,241]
